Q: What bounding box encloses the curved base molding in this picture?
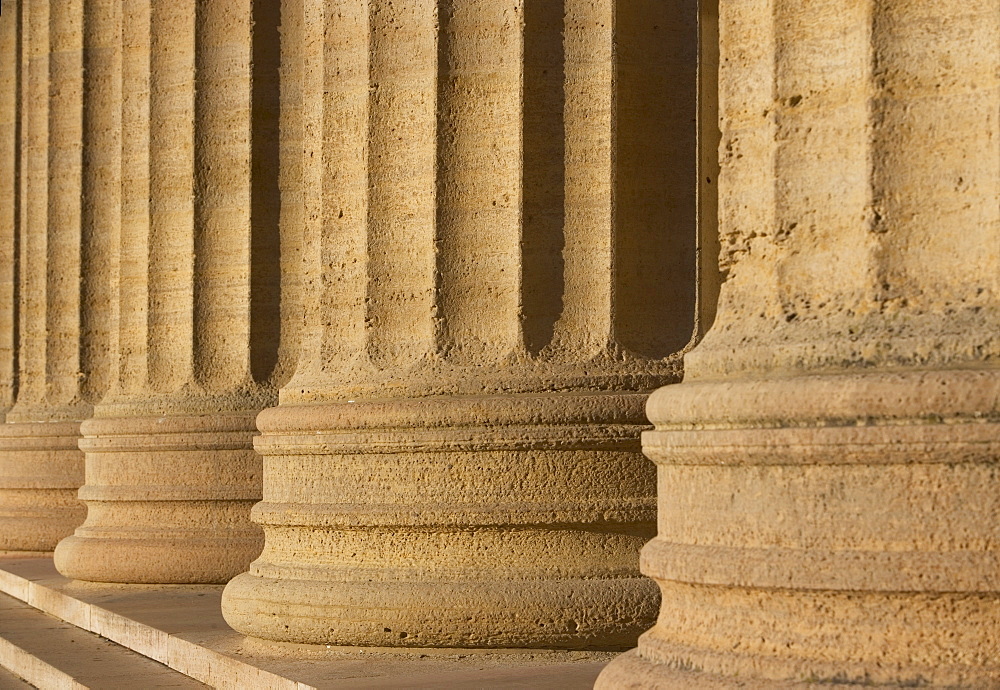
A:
[224,573,658,650]
[222,391,659,649]
[0,421,85,552]
[623,586,1000,688]
[54,413,263,584]
[595,648,869,689]
[55,533,262,584]
[627,368,1000,686]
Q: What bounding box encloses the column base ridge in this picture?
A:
[594,648,902,690]
[223,571,658,650]
[54,411,263,584]
[633,366,1000,686]
[0,421,85,552]
[228,389,659,648]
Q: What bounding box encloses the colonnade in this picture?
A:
[2,0,999,686]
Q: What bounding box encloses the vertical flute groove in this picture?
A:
[46,0,85,408]
[15,0,48,415]
[772,0,875,318]
[282,0,324,391]
[81,0,120,403]
[249,0,283,384]
[696,0,721,338]
[0,0,20,412]
[709,0,777,329]
[552,0,613,357]
[520,0,565,356]
[320,0,369,368]
[612,0,697,358]
[13,0,26,407]
[873,0,1000,303]
[193,0,253,391]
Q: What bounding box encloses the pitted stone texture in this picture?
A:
[0,1,17,417]
[603,376,1000,687]
[0,422,84,552]
[224,393,660,649]
[688,0,1000,382]
[0,0,112,553]
[55,0,289,584]
[223,0,699,650]
[55,414,263,584]
[600,0,1000,686]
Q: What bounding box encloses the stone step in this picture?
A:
[0,590,206,689]
[0,663,34,689]
[0,557,610,689]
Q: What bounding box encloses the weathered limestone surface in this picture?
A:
[54,0,290,584]
[0,0,27,550]
[221,0,699,649]
[599,0,1000,686]
[0,0,112,553]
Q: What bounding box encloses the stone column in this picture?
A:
[222,0,698,649]
[598,0,1000,686]
[54,0,289,584]
[0,0,115,553]
[0,1,23,547]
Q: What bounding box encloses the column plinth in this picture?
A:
[224,391,659,648]
[54,412,262,583]
[0,421,84,552]
[612,370,1000,686]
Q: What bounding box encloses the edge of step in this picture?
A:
[0,558,311,690]
[0,630,83,690]
[0,590,208,689]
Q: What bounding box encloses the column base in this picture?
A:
[54,413,263,584]
[623,368,1000,687]
[222,391,659,649]
[0,421,85,552]
[224,572,657,650]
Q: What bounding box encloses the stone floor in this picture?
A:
[0,555,612,689]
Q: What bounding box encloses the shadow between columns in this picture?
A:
[521,0,566,355]
[249,0,282,383]
[613,0,699,358]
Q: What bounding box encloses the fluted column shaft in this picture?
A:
[0,1,25,547]
[54,0,288,584]
[599,1,1000,687]
[0,0,116,552]
[222,0,699,649]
